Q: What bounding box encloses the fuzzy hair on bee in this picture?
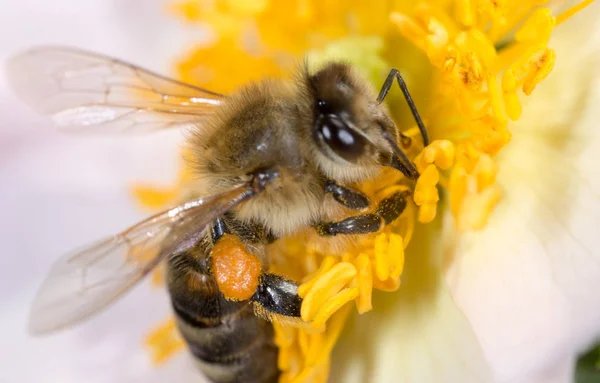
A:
[188,62,405,238]
[8,46,427,383]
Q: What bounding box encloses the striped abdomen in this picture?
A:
[166,245,279,383]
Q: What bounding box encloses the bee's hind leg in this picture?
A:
[316,190,408,236]
[251,273,303,318]
[209,218,302,319]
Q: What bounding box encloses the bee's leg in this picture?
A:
[377,68,429,147]
[325,180,370,211]
[210,217,230,243]
[316,190,408,236]
[208,216,301,318]
[214,213,278,244]
[251,273,303,318]
[210,229,302,318]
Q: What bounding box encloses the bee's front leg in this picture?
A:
[316,190,409,236]
[324,180,370,211]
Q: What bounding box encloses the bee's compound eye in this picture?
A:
[316,115,366,162]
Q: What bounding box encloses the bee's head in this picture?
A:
[306,62,418,182]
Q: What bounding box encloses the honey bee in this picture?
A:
[8,46,429,383]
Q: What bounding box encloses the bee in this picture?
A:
[8,46,429,383]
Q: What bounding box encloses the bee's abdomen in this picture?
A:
[167,250,279,383]
[174,304,278,383]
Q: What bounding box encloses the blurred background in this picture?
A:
[0,1,202,382]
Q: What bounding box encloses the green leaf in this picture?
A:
[575,344,600,383]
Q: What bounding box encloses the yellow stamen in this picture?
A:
[145,317,185,364]
[414,164,440,223]
[274,323,297,349]
[135,1,594,381]
[522,48,555,95]
[455,0,476,27]
[151,266,164,287]
[374,234,391,281]
[501,69,522,120]
[372,276,402,292]
[556,0,596,25]
[414,164,439,204]
[517,8,555,44]
[130,150,194,210]
[415,140,456,171]
[300,262,356,323]
[388,233,405,280]
[459,186,503,230]
[418,203,438,224]
[311,287,359,329]
[486,73,503,120]
[131,186,180,210]
[354,254,373,313]
[297,255,338,297]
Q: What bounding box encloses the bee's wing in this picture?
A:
[6,46,224,133]
[29,184,254,335]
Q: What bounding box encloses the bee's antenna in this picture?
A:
[377,69,430,147]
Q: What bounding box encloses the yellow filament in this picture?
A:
[354,254,373,313]
[300,262,357,322]
[374,234,391,281]
[388,234,405,280]
[297,256,338,297]
[373,276,402,292]
[556,0,596,25]
[311,287,359,329]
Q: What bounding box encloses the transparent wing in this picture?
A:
[29,184,254,335]
[7,46,224,133]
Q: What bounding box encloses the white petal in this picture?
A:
[0,1,203,382]
[331,229,494,383]
[445,9,600,383]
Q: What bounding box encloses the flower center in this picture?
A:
[136,1,594,382]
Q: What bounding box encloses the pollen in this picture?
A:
[131,0,595,381]
[211,233,262,301]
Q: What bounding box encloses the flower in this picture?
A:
[4,1,600,383]
[444,10,600,380]
[334,7,600,381]
[131,1,600,382]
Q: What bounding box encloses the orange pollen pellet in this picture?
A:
[211,234,262,301]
